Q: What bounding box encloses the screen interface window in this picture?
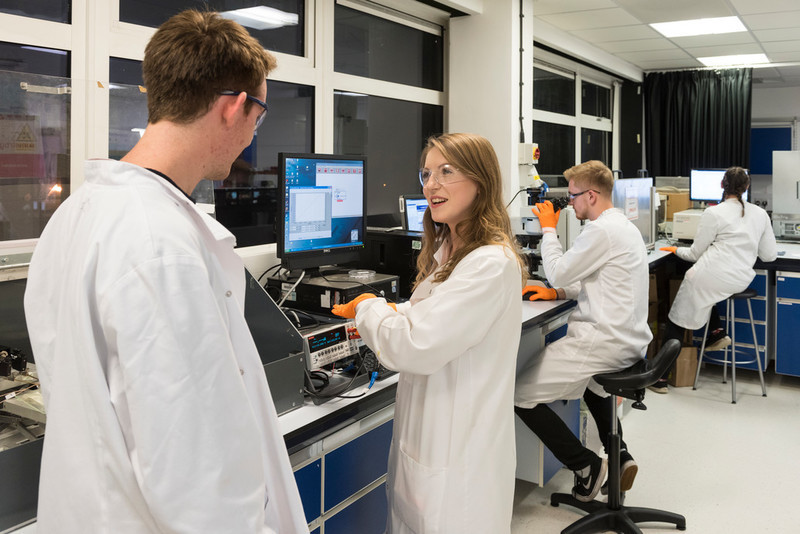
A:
[405,198,428,232]
[283,158,364,253]
[691,169,749,203]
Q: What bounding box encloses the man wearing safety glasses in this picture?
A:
[515,160,653,504]
[25,9,307,533]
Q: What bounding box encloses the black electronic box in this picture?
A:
[267,271,399,316]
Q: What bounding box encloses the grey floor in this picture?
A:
[511,364,800,533]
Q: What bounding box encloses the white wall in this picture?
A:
[448,0,532,203]
[752,86,800,123]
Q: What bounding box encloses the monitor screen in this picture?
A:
[278,153,367,271]
[402,195,428,232]
[690,169,749,203]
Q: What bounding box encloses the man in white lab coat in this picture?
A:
[24,10,307,534]
[515,161,652,503]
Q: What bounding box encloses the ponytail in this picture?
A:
[722,166,749,217]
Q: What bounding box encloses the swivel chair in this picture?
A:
[550,339,686,534]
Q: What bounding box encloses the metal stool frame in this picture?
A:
[693,289,767,404]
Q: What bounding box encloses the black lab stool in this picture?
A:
[693,288,767,404]
[550,339,686,534]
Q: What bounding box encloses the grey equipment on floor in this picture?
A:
[693,288,767,404]
[550,339,686,534]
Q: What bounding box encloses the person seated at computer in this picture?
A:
[654,166,777,391]
[515,160,652,503]
[332,132,525,533]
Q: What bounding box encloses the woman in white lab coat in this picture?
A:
[660,166,777,350]
[333,133,526,533]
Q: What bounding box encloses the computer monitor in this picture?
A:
[689,169,749,203]
[278,153,367,271]
[401,194,428,232]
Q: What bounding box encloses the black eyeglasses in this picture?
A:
[568,189,597,201]
[219,91,268,129]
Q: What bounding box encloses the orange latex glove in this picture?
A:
[532,200,560,229]
[522,285,558,301]
[332,293,376,319]
[331,293,397,318]
[659,246,677,254]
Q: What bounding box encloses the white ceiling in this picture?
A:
[533,0,800,87]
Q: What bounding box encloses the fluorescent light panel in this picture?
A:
[650,16,746,38]
[220,6,298,30]
[697,53,770,67]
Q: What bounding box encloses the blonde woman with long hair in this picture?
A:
[334,133,525,533]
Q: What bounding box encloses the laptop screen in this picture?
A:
[403,196,428,232]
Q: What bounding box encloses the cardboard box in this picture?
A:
[668,347,698,387]
[664,192,691,221]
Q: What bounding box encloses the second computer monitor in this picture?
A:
[401,194,428,233]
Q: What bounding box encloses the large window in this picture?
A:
[0,1,70,23]
[0,1,446,248]
[582,81,611,119]
[533,67,574,116]
[532,51,617,180]
[0,44,70,241]
[335,4,443,91]
[119,0,305,57]
[532,121,574,181]
[334,92,442,225]
[582,128,611,164]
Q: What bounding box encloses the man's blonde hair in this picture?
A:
[563,160,614,196]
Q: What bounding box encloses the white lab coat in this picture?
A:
[669,198,777,329]
[515,208,653,406]
[24,160,307,534]
[355,243,522,534]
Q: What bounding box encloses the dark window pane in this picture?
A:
[214,80,314,247]
[533,67,574,116]
[532,121,574,181]
[110,57,143,86]
[0,70,71,240]
[0,42,69,77]
[335,5,443,91]
[119,1,304,57]
[334,92,443,225]
[581,128,611,166]
[0,1,70,23]
[582,81,610,119]
[109,83,148,160]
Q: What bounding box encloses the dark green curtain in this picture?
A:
[644,68,752,176]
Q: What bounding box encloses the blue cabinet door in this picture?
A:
[776,301,800,377]
[294,460,322,524]
[324,420,393,512]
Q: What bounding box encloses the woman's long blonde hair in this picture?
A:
[413,133,527,290]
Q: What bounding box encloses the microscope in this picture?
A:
[515,144,572,280]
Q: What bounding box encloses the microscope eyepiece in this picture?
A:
[549,197,570,211]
